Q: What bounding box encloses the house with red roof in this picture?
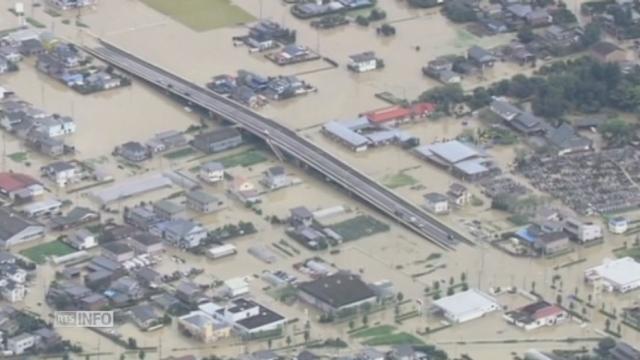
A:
[504,300,568,331]
[360,102,436,126]
[0,173,43,201]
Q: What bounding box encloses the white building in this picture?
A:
[423,192,449,215]
[0,281,25,302]
[199,161,224,183]
[42,161,78,187]
[584,257,640,293]
[347,52,379,73]
[20,199,62,218]
[35,115,76,137]
[207,244,237,259]
[223,277,249,298]
[216,298,286,335]
[66,228,97,250]
[563,218,602,243]
[608,216,628,234]
[432,288,500,323]
[7,333,35,355]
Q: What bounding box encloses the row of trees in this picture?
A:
[421,56,640,120]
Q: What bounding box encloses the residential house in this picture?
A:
[178,310,231,343]
[191,128,243,154]
[0,172,44,200]
[153,200,184,221]
[505,300,567,330]
[129,233,164,254]
[447,183,471,206]
[262,165,291,190]
[231,86,260,108]
[19,38,45,56]
[50,43,82,68]
[297,272,377,313]
[609,216,628,234]
[545,123,592,155]
[198,161,224,183]
[0,208,45,248]
[423,192,449,215]
[290,206,314,227]
[347,51,380,73]
[0,280,26,302]
[78,293,109,311]
[51,206,99,230]
[130,303,162,331]
[33,327,62,351]
[41,161,78,187]
[468,46,496,67]
[176,281,204,305]
[66,228,97,250]
[591,41,627,63]
[50,0,96,10]
[109,276,144,302]
[135,267,162,288]
[124,205,160,231]
[35,115,76,137]
[526,8,552,26]
[223,277,250,298]
[229,177,261,204]
[185,190,223,214]
[563,218,602,243]
[116,141,151,162]
[533,232,570,255]
[147,130,188,153]
[7,333,36,355]
[101,241,135,262]
[154,219,207,249]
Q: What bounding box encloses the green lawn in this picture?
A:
[163,147,197,160]
[362,332,425,346]
[7,152,28,163]
[615,246,640,260]
[330,215,390,242]
[19,240,76,264]
[382,172,418,189]
[140,0,255,31]
[352,325,396,338]
[218,149,267,168]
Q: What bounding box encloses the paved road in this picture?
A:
[86,42,471,250]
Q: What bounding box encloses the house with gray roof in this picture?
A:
[545,123,592,155]
[468,46,496,67]
[153,199,184,221]
[116,141,150,162]
[262,165,291,190]
[191,128,243,154]
[297,272,376,313]
[130,303,162,331]
[101,241,134,262]
[0,208,45,248]
[186,190,223,214]
[153,219,207,249]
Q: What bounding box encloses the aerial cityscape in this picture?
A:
[0,0,639,359]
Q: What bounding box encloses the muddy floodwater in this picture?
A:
[0,0,639,359]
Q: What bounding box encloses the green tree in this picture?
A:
[599,118,636,146]
[419,84,464,114]
[443,0,477,22]
[286,335,292,347]
[581,22,601,47]
[397,292,404,302]
[138,350,145,360]
[517,26,535,43]
[304,330,310,343]
[348,320,355,330]
[362,314,368,326]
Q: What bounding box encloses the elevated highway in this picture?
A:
[85,41,472,250]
